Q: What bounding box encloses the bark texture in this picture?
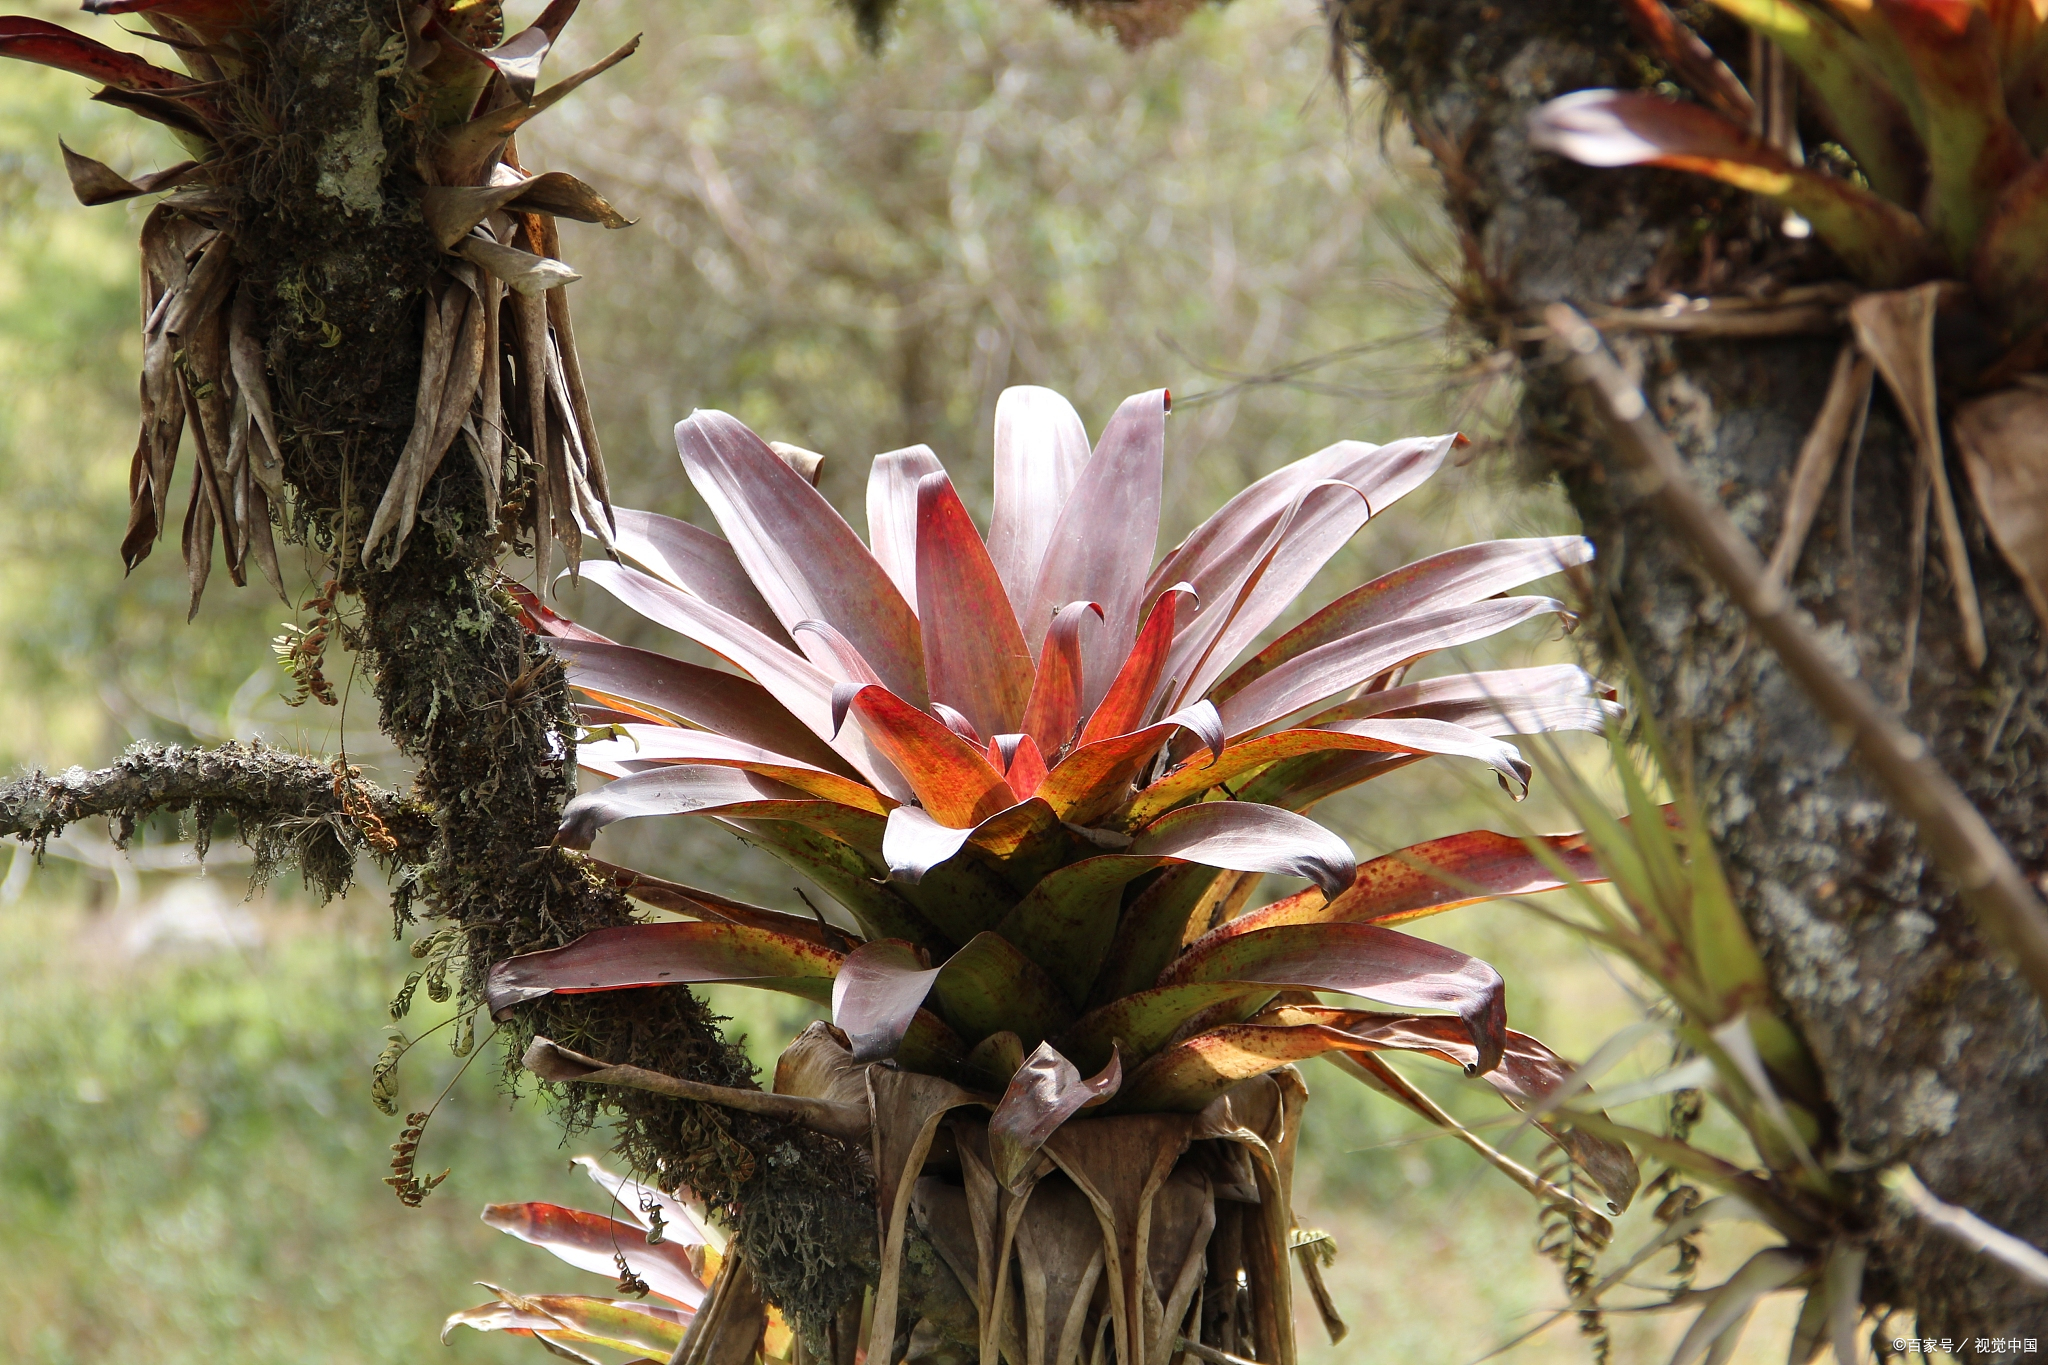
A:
[225,0,885,1332]
[1339,0,2048,1345]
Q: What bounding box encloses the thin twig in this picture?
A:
[1883,1165,2048,1288]
[521,1036,871,1141]
[1544,304,2048,1010]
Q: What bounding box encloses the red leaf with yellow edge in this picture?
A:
[1703,0,1924,206]
[576,725,893,813]
[1528,89,1937,285]
[988,1041,1122,1189]
[989,732,1050,800]
[479,1202,710,1307]
[676,409,927,705]
[486,921,844,1017]
[557,765,884,849]
[443,1291,692,1356]
[1020,600,1102,758]
[1078,583,1194,746]
[1195,828,1605,944]
[1033,700,1222,826]
[1123,719,1530,827]
[0,16,195,90]
[550,637,856,777]
[1158,921,1505,1072]
[841,684,1017,828]
[833,939,942,1062]
[917,471,1035,743]
[1209,537,1592,706]
[508,581,614,644]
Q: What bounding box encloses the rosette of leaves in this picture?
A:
[489,386,1645,1364]
[0,0,635,609]
[1528,0,2048,666]
[444,1155,803,1364]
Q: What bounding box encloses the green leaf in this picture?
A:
[929,931,1076,1051]
[724,817,950,952]
[991,857,1159,1008]
[1057,982,1273,1074]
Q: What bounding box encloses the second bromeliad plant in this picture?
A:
[490,386,1644,1364]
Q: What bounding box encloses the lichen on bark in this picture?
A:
[1338,0,2048,1341]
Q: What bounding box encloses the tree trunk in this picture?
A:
[241,0,888,1334]
[1338,0,2048,1345]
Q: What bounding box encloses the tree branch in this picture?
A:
[0,739,431,866]
[1545,303,2048,1009]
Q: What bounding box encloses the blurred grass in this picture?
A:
[0,0,1807,1359]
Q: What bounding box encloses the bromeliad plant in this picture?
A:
[0,0,633,609]
[1527,0,2048,667]
[488,386,1645,1364]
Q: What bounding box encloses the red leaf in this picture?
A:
[1079,583,1193,746]
[1033,700,1222,826]
[1019,599,1102,758]
[0,17,194,89]
[1527,89,1937,285]
[1619,0,1756,122]
[988,1041,1122,1188]
[991,732,1049,800]
[1022,389,1168,708]
[916,471,1035,743]
[842,684,1017,828]
[1194,828,1605,943]
[507,581,614,643]
[1159,921,1506,1073]
[486,921,845,1017]
[480,1202,709,1307]
[676,409,927,704]
[832,939,942,1062]
[866,444,945,602]
[988,386,1091,627]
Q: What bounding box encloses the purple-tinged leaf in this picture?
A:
[833,939,942,1062]
[1217,597,1570,740]
[486,920,844,1018]
[1317,663,1619,737]
[932,703,982,745]
[1159,479,1372,713]
[1023,389,1167,707]
[584,857,849,947]
[480,1202,710,1307]
[0,17,194,90]
[549,637,856,776]
[1210,537,1593,705]
[1080,583,1194,745]
[1196,828,1606,942]
[676,409,927,704]
[882,805,976,884]
[917,471,1035,743]
[1129,800,1355,899]
[989,386,1092,627]
[842,684,1018,828]
[989,1042,1123,1189]
[508,581,616,643]
[1528,89,1938,285]
[1159,921,1506,1073]
[612,507,793,647]
[1033,700,1223,827]
[578,560,909,797]
[576,725,893,813]
[1124,719,1531,826]
[557,765,882,849]
[867,445,946,602]
[1057,982,1273,1074]
[1019,600,1103,758]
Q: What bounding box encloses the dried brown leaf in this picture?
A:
[1768,344,1873,585]
[59,140,201,206]
[1954,384,2048,632]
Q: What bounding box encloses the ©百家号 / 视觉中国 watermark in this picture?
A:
[1891,1338,2039,1358]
